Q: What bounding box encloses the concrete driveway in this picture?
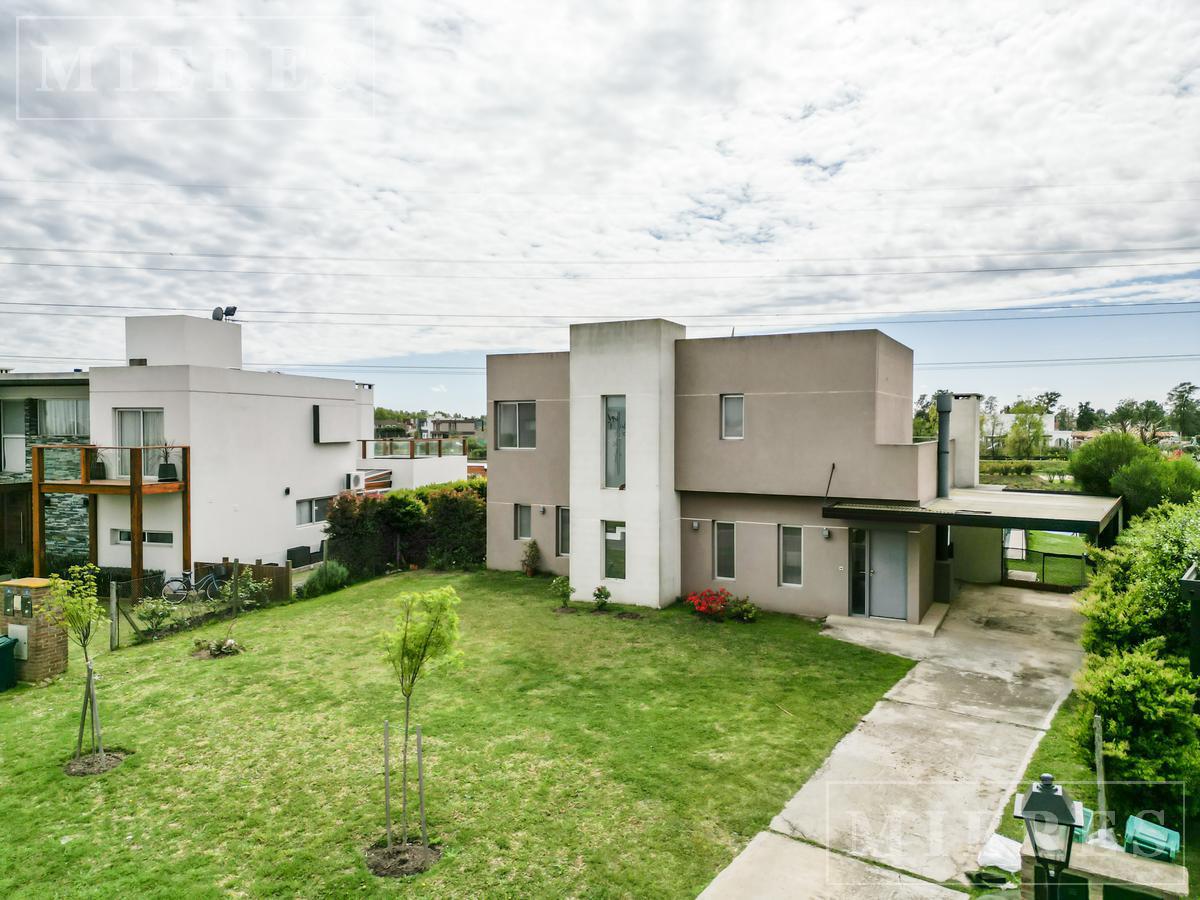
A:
[700,584,1082,898]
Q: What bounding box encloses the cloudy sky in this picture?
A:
[1,1,1198,415]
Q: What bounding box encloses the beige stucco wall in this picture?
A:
[950,525,1002,583]
[678,492,932,621]
[675,330,934,503]
[485,352,570,576]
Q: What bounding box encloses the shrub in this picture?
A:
[726,594,760,622]
[1079,500,1200,658]
[380,492,429,567]
[1074,640,1200,826]
[327,491,390,578]
[685,588,732,619]
[425,488,486,570]
[549,576,575,607]
[1070,432,1158,494]
[592,585,611,610]
[521,539,541,575]
[135,596,175,637]
[296,560,351,599]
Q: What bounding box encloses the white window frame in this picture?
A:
[115,407,165,477]
[296,497,331,526]
[496,400,536,450]
[514,504,532,540]
[1,399,25,474]
[779,525,804,587]
[112,529,173,546]
[556,506,570,556]
[720,394,744,440]
[603,394,626,489]
[714,521,736,580]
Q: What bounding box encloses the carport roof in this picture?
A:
[824,487,1121,535]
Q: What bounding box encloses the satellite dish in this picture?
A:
[223,305,238,319]
[212,306,224,321]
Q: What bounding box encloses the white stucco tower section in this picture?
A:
[950,393,981,488]
[568,319,684,608]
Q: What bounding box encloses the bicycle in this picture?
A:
[160,568,228,603]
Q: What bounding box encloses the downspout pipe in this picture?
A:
[936,391,953,499]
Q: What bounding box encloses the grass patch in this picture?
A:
[0,570,911,898]
[1006,530,1092,587]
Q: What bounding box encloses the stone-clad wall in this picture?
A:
[0,400,91,559]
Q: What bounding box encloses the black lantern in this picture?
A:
[1014,773,1083,888]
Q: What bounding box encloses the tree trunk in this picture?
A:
[89,661,105,759]
[417,724,428,847]
[401,693,411,844]
[384,720,392,849]
[75,670,91,759]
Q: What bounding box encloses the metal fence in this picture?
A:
[1001,532,1092,591]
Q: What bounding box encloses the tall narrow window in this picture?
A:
[604,521,626,579]
[0,400,24,474]
[780,526,804,586]
[721,394,744,439]
[556,507,570,556]
[515,504,532,540]
[603,395,626,488]
[714,521,736,579]
[496,401,536,449]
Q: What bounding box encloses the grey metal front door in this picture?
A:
[868,529,908,620]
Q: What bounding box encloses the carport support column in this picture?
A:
[934,393,955,603]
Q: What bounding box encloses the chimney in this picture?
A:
[936,392,952,499]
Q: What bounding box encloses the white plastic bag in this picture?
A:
[977,833,1022,873]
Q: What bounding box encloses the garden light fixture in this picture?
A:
[1014,773,1083,891]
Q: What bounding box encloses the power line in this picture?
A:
[1,297,1198,330]
[5,352,1194,373]
[2,258,1198,280]
[2,242,1199,266]
[2,174,1200,196]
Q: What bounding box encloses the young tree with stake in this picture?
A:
[38,564,108,760]
[380,586,460,849]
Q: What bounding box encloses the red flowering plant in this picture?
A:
[685,588,732,620]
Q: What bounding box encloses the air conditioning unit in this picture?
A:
[344,471,364,491]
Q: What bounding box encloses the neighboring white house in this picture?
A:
[1,314,467,577]
[986,412,1070,451]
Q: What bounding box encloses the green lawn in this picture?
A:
[997,693,1198,889]
[0,570,911,898]
[1005,530,1092,587]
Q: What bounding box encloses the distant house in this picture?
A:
[431,417,479,438]
[984,412,1062,453]
[1,315,466,581]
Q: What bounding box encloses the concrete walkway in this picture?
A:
[700,584,1082,898]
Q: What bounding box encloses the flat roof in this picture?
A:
[0,371,90,387]
[824,487,1122,535]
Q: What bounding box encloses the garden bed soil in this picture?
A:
[590,608,610,615]
[554,607,577,614]
[616,611,643,620]
[365,840,442,877]
[64,749,128,776]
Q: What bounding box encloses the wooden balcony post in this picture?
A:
[181,446,192,574]
[80,446,90,485]
[129,447,144,602]
[31,445,45,577]
[438,438,443,458]
[409,438,416,460]
[87,497,98,566]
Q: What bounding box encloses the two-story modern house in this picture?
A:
[486,319,1122,623]
[1,314,468,581]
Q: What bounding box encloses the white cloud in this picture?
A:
[431,383,447,393]
[0,0,1196,398]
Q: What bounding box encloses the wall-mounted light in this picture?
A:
[284,487,291,496]
[691,520,700,531]
[540,506,546,515]
[821,528,831,540]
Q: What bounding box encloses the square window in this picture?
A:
[780,526,803,586]
[556,507,570,556]
[721,394,744,439]
[604,521,626,579]
[296,499,314,525]
[714,521,736,579]
[497,401,536,449]
[515,504,532,540]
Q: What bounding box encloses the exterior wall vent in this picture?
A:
[128,358,148,366]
